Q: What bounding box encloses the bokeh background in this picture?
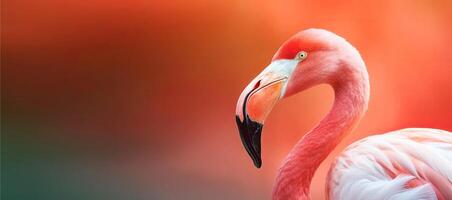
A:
[2,0,452,199]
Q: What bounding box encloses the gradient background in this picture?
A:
[2,0,452,199]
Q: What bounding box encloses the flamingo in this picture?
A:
[235,29,452,200]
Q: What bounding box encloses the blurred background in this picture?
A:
[2,0,452,199]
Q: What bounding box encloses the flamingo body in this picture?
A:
[328,128,452,200]
[234,28,452,200]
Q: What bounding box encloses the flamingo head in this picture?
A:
[235,29,358,168]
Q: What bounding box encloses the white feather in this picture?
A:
[328,128,452,200]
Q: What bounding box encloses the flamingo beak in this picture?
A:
[235,60,298,168]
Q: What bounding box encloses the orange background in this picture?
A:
[3,0,452,199]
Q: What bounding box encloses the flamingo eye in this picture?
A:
[295,51,308,60]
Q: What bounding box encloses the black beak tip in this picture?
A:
[235,115,264,168]
[253,158,262,168]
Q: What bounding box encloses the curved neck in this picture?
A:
[272,65,369,200]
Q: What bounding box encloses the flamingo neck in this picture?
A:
[272,64,370,200]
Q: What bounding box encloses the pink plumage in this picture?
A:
[235,29,452,200]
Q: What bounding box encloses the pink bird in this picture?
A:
[235,29,452,200]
